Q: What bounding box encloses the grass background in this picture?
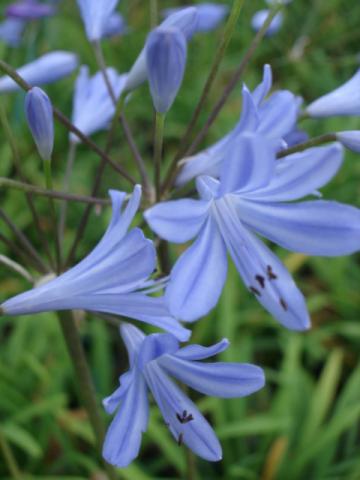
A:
[0,0,359,478]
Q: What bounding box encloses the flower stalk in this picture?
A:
[277,133,337,158]
[154,112,165,201]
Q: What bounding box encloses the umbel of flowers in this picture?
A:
[0,0,360,471]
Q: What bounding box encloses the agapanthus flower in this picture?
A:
[25,86,54,161]
[162,3,229,32]
[0,17,25,46]
[102,12,128,38]
[146,27,187,113]
[306,69,360,117]
[103,323,265,466]
[6,0,55,20]
[0,51,78,93]
[70,66,128,143]
[145,133,360,329]
[0,186,190,341]
[76,0,120,41]
[251,10,283,36]
[123,7,198,93]
[176,64,299,186]
[336,131,360,153]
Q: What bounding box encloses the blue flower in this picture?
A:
[70,66,128,142]
[102,12,128,39]
[103,323,265,467]
[0,51,78,93]
[306,69,360,117]
[123,7,198,92]
[145,133,360,329]
[1,186,190,341]
[162,3,229,32]
[25,87,54,161]
[251,10,283,37]
[146,27,187,113]
[0,17,25,47]
[76,0,120,42]
[6,1,55,20]
[336,131,360,153]
[176,64,299,186]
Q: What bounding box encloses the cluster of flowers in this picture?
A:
[1,0,360,469]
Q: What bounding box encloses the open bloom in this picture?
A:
[146,27,187,113]
[103,323,265,467]
[176,64,300,186]
[162,3,229,32]
[0,51,78,93]
[70,66,127,142]
[1,186,190,341]
[6,1,55,20]
[306,69,360,117]
[145,134,360,329]
[76,0,120,41]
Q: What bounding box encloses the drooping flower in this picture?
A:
[70,66,128,143]
[0,51,78,93]
[162,3,229,32]
[25,86,54,161]
[306,69,360,117]
[6,0,55,20]
[145,133,360,329]
[123,7,198,93]
[251,10,283,36]
[0,17,25,46]
[176,64,299,186]
[0,186,190,341]
[336,131,360,153]
[146,27,187,113]
[103,323,265,467]
[76,0,120,42]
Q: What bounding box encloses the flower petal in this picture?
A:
[144,363,222,461]
[102,370,149,468]
[257,90,299,140]
[120,323,145,368]
[144,198,210,243]
[175,338,229,360]
[138,333,179,370]
[252,64,272,106]
[159,355,265,398]
[165,216,227,322]
[236,199,360,256]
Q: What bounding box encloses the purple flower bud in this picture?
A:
[146,27,187,113]
[251,9,283,37]
[25,87,54,161]
[6,1,55,20]
[162,3,229,33]
[306,69,360,118]
[336,131,360,153]
[0,17,25,46]
[102,12,128,38]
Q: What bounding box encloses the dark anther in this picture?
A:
[178,433,184,446]
[250,286,261,296]
[280,298,288,311]
[176,410,194,424]
[267,265,277,280]
[255,274,265,288]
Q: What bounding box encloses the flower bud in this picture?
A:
[25,87,54,161]
[336,131,360,153]
[6,1,55,20]
[146,27,187,114]
[162,4,228,33]
[76,0,120,41]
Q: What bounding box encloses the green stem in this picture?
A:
[44,160,62,272]
[154,112,165,201]
[150,0,158,28]
[0,429,23,480]
[57,312,118,480]
[58,141,77,244]
[277,133,336,158]
[173,0,245,162]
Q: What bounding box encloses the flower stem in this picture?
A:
[150,0,158,28]
[0,254,34,283]
[0,429,23,480]
[154,112,165,201]
[57,311,118,480]
[174,0,245,162]
[58,141,77,244]
[277,133,337,158]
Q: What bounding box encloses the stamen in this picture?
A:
[267,265,277,280]
[280,298,288,311]
[250,286,261,296]
[176,410,194,424]
[255,274,265,288]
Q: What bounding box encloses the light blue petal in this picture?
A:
[336,131,360,153]
[251,64,272,106]
[102,12,128,38]
[237,199,360,256]
[159,355,265,398]
[102,370,149,468]
[144,363,222,461]
[138,333,179,370]
[212,197,310,330]
[76,0,119,41]
[0,18,25,47]
[258,90,299,140]
[244,144,343,202]
[165,216,227,322]
[0,51,78,93]
[175,338,229,360]
[120,323,145,368]
[144,198,210,243]
[196,176,221,200]
[163,4,229,33]
[219,133,276,195]
[103,370,134,414]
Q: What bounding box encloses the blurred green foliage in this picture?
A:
[0,0,359,478]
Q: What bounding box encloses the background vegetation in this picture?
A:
[0,0,359,478]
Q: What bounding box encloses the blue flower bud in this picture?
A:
[251,9,283,37]
[146,27,187,114]
[162,4,229,33]
[25,87,54,161]
[6,1,55,20]
[336,131,360,153]
[76,0,120,41]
